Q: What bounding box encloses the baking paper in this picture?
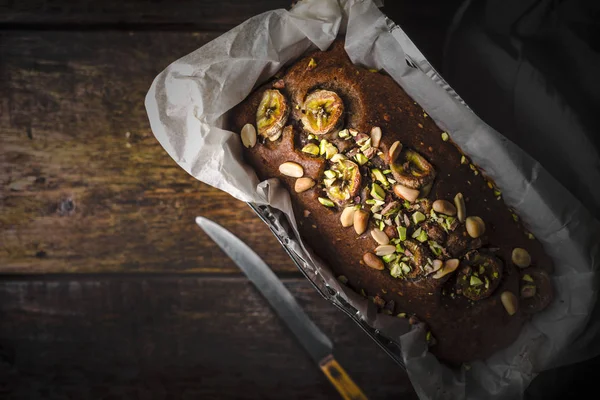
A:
[145,0,600,398]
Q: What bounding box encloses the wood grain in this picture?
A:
[0,31,294,274]
[0,0,293,30]
[0,277,418,399]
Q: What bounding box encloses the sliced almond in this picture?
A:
[363,252,384,270]
[375,244,396,256]
[354,209,369,235]
[371,229,390,245]
[512,248,531,268]
[241,123,257,148]
[279,162,303,178]
[294,177,315,193]
[393,184,419,203]
[432,199,456,216]
[389,140,403,163]
[501,291,518,316]
[370,127,382,148]
[340,206,357,228]
[466,216,485,238]
[433,258,460,279]
[454,193,466,222]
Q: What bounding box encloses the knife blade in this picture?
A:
[196,216,368,400]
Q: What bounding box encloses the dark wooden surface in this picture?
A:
[0,1,463,398]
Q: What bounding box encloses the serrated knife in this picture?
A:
[196,216,368,400]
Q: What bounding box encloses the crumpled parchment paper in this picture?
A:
[145,0,600,398]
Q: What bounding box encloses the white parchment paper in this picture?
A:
[145,0,600,398]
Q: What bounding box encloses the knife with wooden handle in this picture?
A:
[196,217,368,400]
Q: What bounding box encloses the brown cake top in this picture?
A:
[229,40,553,364]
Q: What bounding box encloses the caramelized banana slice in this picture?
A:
[520,268,553,314]
[323,160,361,206]
[301,90,344,135]
[390,149,436,190]
[256,89,289,140]
[455,251,503,301]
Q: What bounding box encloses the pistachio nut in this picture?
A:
[501,291,518,316]
[512,248,531,268]
[465,216,485,238]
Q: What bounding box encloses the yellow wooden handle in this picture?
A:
[319,355,368,400]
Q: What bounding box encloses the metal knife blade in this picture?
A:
[195,216,333,364]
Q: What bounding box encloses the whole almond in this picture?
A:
[294,177,315,193]
[454,193,466,222]
[432,199,457,216]
[394,184,420,203]
[501,291,518,316]
[340,206,357,228]
[466,216,485,238]
[370,126,382,148]
[363,252,384,270]
[354,210,369,235]
[279,161,303,178]
[371,229,390,245]
[241,123,257,148]
[389,140,403,163]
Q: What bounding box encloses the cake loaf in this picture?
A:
[229,41,553,364]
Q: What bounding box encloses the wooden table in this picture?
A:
[0,1,470,398]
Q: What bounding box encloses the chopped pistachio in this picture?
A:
[325,143,338,159]
[370,204,382,213]
[400,262,411,274]
[349,128,358,137]
[426,331,432,341]
[397,226,407,241]
[416,229,428,242]
[373,213,382,220]
[470,276,484,286]
[412,211,426,224]
[382,254,397,263]
[512,213,519,222]
[428,241,443,257]
[382,169,392,174]
[360,289,367,297]
[522,274,534,282]
[319,139,328,155]
[337,275,348,284]
[487,181,494,189]
[354,153,369,165]
[379,220,385,231]
[307,134,316,140]
[441,132,449,141]
[412,227,422,239]
[397,313,407,318]
[394,214,401,226]
[338,129,349,138]
[479,265,486,274]
[395,243,404,253]
[371,183,386,201]
[324,170,337,179]
[368,68,378,72]
[390,263,403,278]
[372,168,389,187]
[387,178,396,184]
[423,112,428,118]
[493,271,499,278]
[318,197,335,207]
[461,155,468,165]
[307,58,317,69]
[323,178,336,187]
[430,209,438,219]
[493,189,502,197]
[527,233,535,240]
[359,138,372,152]
[301,143,320,155]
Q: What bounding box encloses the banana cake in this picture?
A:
[229,41,553,364]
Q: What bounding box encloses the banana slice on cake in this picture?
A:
[301,90,344,135]
[256,89,289,141]
[390,149,436,190]
[323,160,361,206]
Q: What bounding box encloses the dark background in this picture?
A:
[1,0,598,399]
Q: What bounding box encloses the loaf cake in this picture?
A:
[229,41,553,364]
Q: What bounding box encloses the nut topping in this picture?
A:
[279,162,304,178]
[371,229,390,245]
[512,248,531,268]
[501,291,518,316]
[454,193,466,223]
[465,216,485,238]
[241,123,257,148]
[393,184,420,203]
[432,199,457,216]
[370,127,382,148]
[388,141,403,164]
[363,252,384,270]
[375,244,396,256]
[294,177,315,193]
[354,209,370,235]
[340,206,357,228]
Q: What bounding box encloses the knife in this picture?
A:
[196,216,368,400]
